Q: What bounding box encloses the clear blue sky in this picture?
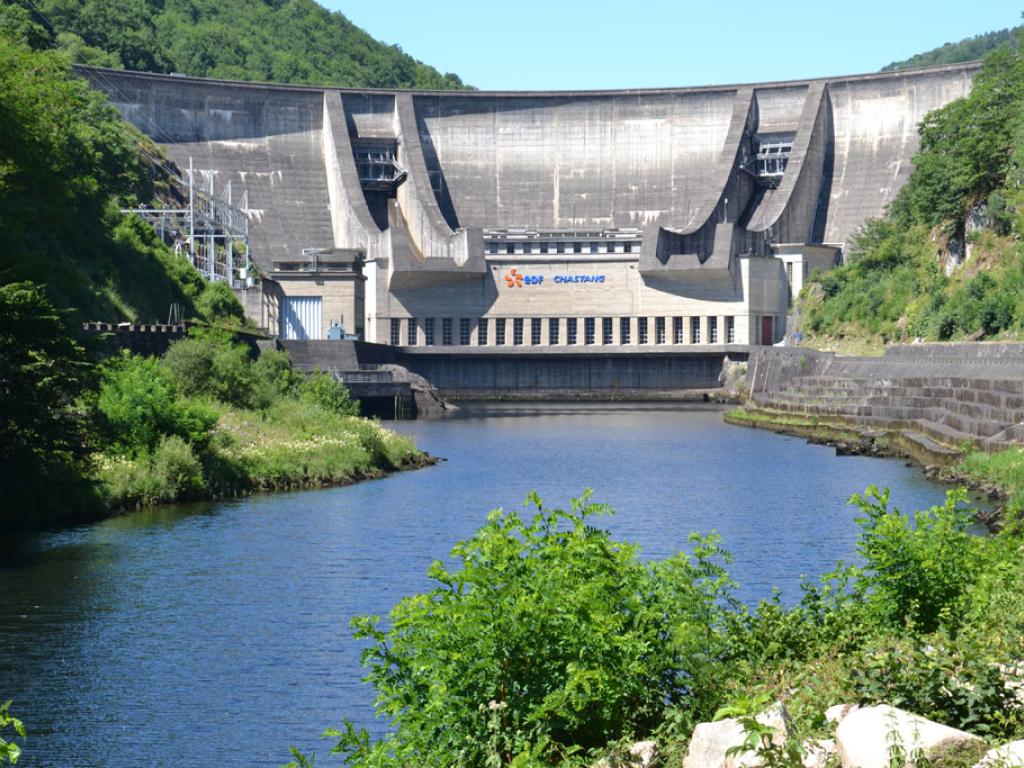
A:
[326,1,1019,90]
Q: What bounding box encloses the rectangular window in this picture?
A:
[590,242,599,254]
[620,317,631,344]
[673,316,684,344]
[531,318,542,345]
[506,243,515,255]
[602,317,613,344]
[556,242,566,254]
[513,318,524,345]
[495,318,506,346]
[786,261,794,287]
[624,242,632,253]
[549,317,560,345]
[539,242,549,254]
[655,317,666,344]
[424,317,435,346]
[605,242,616,254]
[691,316,701,344]
[567,318,578,345]
[709,317,719,344]
[478,318,489,345]
[407,317,418,346]
[726,316,735,344]
[573,242,582,254]
[442,317,453,346]
[459,318,470,345]
[584,317,596,345]
[638,317,648,344]
[390,318,401,346]
[523,242,532,255]
[488,241,498,254]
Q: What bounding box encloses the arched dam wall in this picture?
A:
[79,64,978,356]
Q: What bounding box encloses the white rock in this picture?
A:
[835,705,981,768]
[627,741,658,768]
[826,704,859,725]
[683,704,788,768]
[974,740,1024,768]
[803,739,837,768]
[594,740,658,768]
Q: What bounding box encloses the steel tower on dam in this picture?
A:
[81,64,977,359]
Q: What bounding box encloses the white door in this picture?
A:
[281,296,323,340]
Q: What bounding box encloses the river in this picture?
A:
[0,403,966,767]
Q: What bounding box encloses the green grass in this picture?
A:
[96,399,424,509]
[955,447,1024,514]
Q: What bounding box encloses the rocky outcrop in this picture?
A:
[835,705,981,768]
[683,704,788,768]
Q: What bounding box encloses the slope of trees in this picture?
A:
[5,0,468,89]
[883,25,1020,71]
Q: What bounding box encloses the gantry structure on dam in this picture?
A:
[80,62,978,350]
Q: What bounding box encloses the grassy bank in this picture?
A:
[1,319,430,528]
[87,332,430,514]
[95,401,426,511]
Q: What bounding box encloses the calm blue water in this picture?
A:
[0,403,967,767]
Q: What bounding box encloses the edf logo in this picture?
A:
[504,268,543,287]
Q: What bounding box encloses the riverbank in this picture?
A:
[94,404,433,513]
[725,405,1020,527]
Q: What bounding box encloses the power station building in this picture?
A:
[83,63,978,349]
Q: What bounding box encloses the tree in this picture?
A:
[0,281,97,524]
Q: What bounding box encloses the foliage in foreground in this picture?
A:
[290,487,1024,767]
[0,701,25,765]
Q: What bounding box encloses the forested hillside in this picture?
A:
[801,28,1024,350]
[883,25,1021,71]
[3,0,468,89]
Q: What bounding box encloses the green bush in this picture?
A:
[104,435,206,506]
[162,332,257,408]
[195,281,245,324]
[300,371,359,416]
[331,493,736,766]
[97,353,217,455]
[851,486,983,635]
[0,699,25,765]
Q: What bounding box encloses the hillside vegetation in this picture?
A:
[0,21,426,527]
[883,25,1021,71]
[4,0,468,89]
[802,29,1024,348]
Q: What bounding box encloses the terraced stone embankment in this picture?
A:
[743,343,1024,457]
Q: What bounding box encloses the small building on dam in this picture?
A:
[80,63,977,394]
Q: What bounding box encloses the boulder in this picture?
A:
[973,740,1024,768]
[594,740,658,768]
[835,705,981,768]
[802,739,836,768]
[683,704,788,768]
[825,704,859,725]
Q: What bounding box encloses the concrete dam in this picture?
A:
[81,63,978,396]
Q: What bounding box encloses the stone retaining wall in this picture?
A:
[748,344,1024,450]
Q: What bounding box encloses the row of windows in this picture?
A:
[390,317,737,346]
[486,240,638,256]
